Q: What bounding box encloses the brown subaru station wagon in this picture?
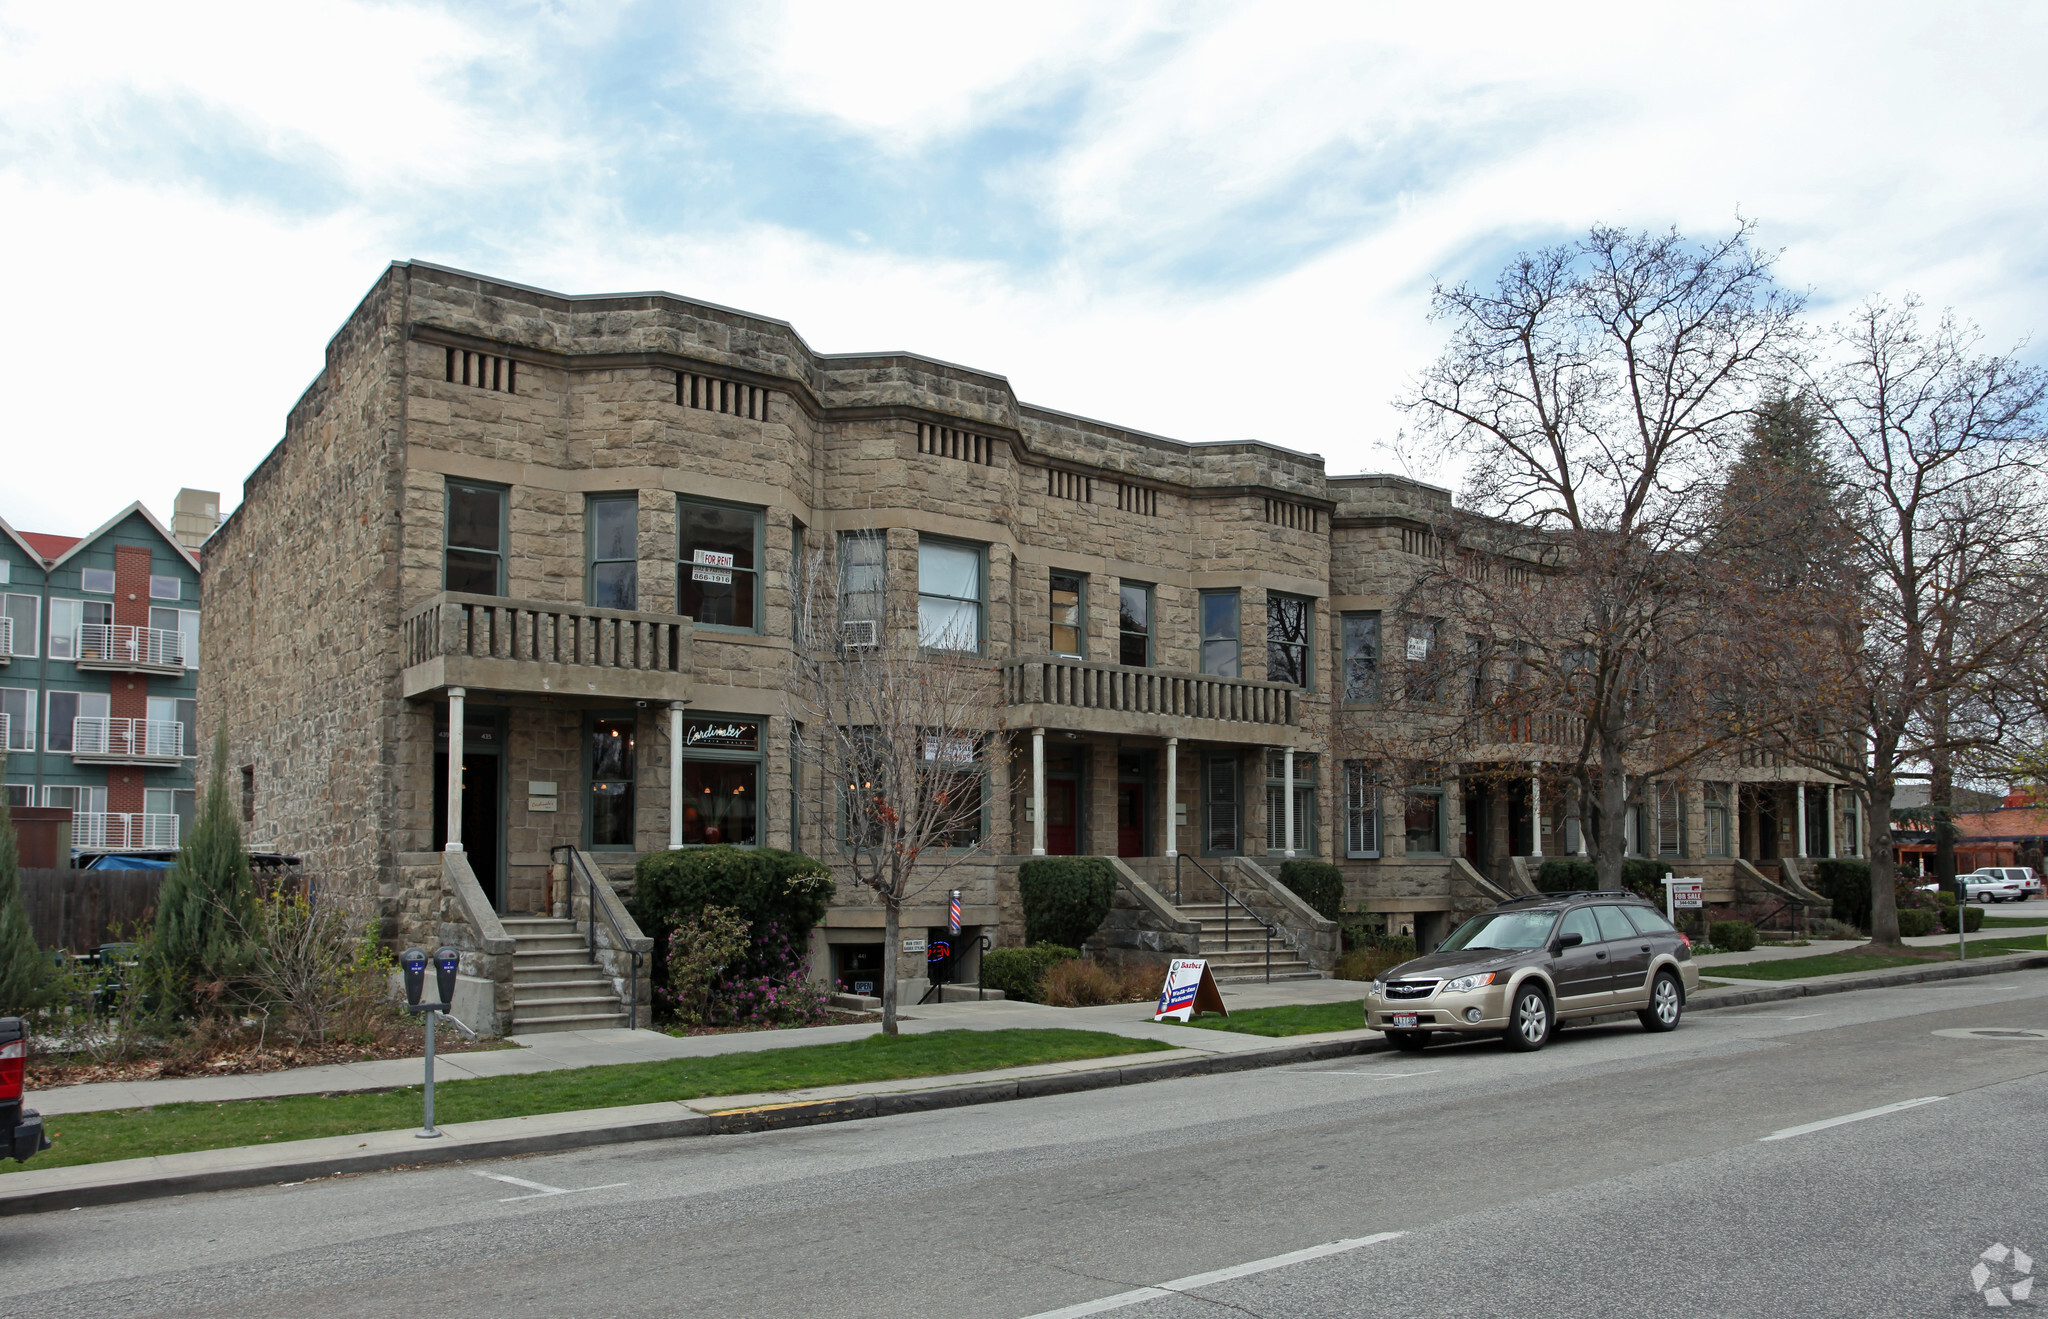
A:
[1363,892,1701,1052]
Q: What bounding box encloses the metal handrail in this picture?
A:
[550,845,644,1029]
[1174,854,1276,983]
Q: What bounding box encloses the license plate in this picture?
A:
[1392,1013,1419,1029]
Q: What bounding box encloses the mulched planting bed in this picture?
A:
[30,1026,513,1090]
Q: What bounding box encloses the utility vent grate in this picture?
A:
[678,372,770,420]
[917,423,994,465]
[447,348,516,394]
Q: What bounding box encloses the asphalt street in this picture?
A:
[10,974,2048,1319]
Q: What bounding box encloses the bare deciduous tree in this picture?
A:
[786,535,1010,1034]
[1396,223,1802,888]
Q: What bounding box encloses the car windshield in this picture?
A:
[1439,910,1557,952]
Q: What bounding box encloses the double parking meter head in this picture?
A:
[401,948,427,1008]
[435,947,460,1008]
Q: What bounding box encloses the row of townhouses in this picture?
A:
[198,262,1858,1031]
[1,498,214,849]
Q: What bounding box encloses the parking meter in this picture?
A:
[434,947,460,1009]
[401,948,427,1008]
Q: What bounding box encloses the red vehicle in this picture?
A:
[0,1018,48,1163]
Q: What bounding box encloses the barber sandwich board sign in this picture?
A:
[1153,958,1228,1023]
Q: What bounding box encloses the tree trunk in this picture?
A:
[880,893,900,1036]
[1594,744,1628,891]
[1867,778,1901,945]
[1930,739,1956,893]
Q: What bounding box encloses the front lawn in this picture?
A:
[1979,916,2048,930]
[1178,1001,1366,1038]
[17,1028,1170,1173]
[1709,937,2046,982]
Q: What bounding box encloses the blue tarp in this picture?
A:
[84,854,175,870]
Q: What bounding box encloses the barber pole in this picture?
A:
[949,890,962,935]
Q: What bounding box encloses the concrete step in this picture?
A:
[502,917,577,933]
[512,965,611,986]
[513,950,601,970]
[511,1012,628,1034]
[513,994,625,1020]
[505,934,590,954]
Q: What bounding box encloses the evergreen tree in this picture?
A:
[0,798,46,1016]
[152,723,254,1008]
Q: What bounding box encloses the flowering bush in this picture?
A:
[662,910,834,1030]
[658,906,750,1026]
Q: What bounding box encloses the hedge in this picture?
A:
[1896,909,1936,938]
[982,943,1078,1003]
[1811,859,1873,930]
[1020,858,1119,948]
[1708,920,1757,952]
[1534,858,1666,898]
[1936,899,1985,933]
[629,846,835,989]
[1277,860,1344,921]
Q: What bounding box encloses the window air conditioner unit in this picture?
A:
[841,619,878,648]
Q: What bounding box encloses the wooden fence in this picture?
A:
[21,869,165,953]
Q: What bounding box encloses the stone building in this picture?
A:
[200,262,1848,1032]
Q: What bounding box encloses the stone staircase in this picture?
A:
[1177,901,1319,981]
[503,916,628,1033]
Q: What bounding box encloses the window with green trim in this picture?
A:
[587,494,638,610]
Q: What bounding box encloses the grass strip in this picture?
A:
[1179,1001,1365,1038]
[1710,936,2047,982]
[16,1028,1169,1174]
[1978,916,2048,930]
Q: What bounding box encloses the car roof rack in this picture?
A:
[1496,890,1642,906]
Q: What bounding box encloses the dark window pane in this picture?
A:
[1405,791,1441,853]
[47,691,77,751]
[1201,592,1239,677]
[681,760,757,846]
[1118,583,1149,667]
[447,485,501,551]
[681,567,756,628]
[679,502,756,569]
[590,499,636,562]
[680,501,761,628]
[1343,614,1380,702]
[589,718,636,846]
[1051,572,1083,656]
[591,561,637,610]
[444,549,499,595]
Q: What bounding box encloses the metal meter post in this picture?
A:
[1958,876,1969,962]
[402,946,479,1139]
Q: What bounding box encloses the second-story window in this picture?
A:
[444,480,506,595]
[917,538,982,653]
[1,594,36,658]
[838,532,885,645]
[1200,590,1240,677]
[678,498,761,630]
[587,495,638,610]
[1266,594,1310,687]
[1118,582,1151,667]
[48,599,109,661]
[1050,571,1084,657]
[1341,612,1380,703]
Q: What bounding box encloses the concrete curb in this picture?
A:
[0,1036,1385,1216]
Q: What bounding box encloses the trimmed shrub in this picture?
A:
[1334,945,1414,982]
[1020,858,1118,949]
[152,726,256,1011]
[1709,920,1757,953]
[629,846,834,1006]
[1812,859,1873,931]
[981,943,1078,1003]
[1960,904,1985,933]
[1896,909,1936,938]
[1277,860,1344,921]
[1038,958,1160,1008]
[0,799,45,1017]
[1534,857,1666,898]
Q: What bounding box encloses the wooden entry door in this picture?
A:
[1117,783,1145,857]
[1046,779,1079,855]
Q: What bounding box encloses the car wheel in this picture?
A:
[1387,1030,1431,1052]
[1638,971,1683,1033]
[1503,985,1551,1052]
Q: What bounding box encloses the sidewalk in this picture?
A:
[1692,924,2048,972]
[35,974,1370,1118]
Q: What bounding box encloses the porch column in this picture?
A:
[1031,726,1047,857]
[1576,781,1589,856]
[1282,746,1296,859]
[668,701,686,850]
[1796,782,1809,858]
[1164,737,1179,859]
[1529,763,1544,859]
[444,687,465,853]
[1825,785,1837,858]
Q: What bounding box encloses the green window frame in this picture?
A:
[1403,770,1444,856]
[1264,751,1318,854]
[1200,590,1240,678]
[586,494,639,610]
[444,480,508,596]
[917,537,984,653]
[678,496,763,631]
[1341,612,1380,703]
[1050,571,1086,658]
[1118,581,1152,667]
[1266,593,1312,688]
[585,712,638,850]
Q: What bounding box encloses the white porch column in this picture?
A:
[1576,781,1589,856]
[1282,746,1296,859]
[1031,727,1047,857]
[669,701,686,850]
[1164,737,1179,859]
[1529,763,1544,859]
[1825,785,1837,858]
[444,687,465,852]
[1796,782,1809,858]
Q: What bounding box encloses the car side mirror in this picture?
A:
[1553,931,1584,953]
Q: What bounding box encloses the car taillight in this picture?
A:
[0,1041,22,1102]
[1678,932,1692,951]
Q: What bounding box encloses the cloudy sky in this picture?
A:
[3,1,2044,537]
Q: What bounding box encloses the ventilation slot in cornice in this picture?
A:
[678,371,770,421]
[1116,483,1158,516]
[1264,498,1319,532]
[447,348,516,394]
[1401,526,1442,557]
[917,423,994,465]
[1048,469,1093,503]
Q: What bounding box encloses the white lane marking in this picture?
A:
[1759,1096,1945,1142]
[1781,1013,1825,1020]
[1021,1232,1405,1318]
[472,1171,631,1202]
[1316,1070,1441,1079]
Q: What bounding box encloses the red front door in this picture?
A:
[1117,783,1145,857]
[1046,779,1079,855]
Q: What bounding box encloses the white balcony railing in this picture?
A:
[0,615,11,658]
[72,716,184,761]
[0,711,8,754]
[72,812,180,849]
[76,623,185,670]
